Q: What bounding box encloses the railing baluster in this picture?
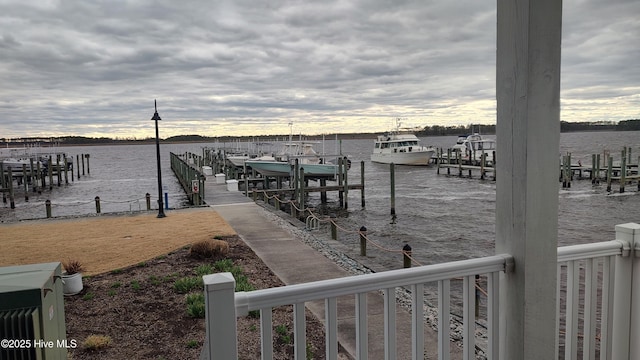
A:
[260,308,273,360]
[384,287,397,360]
[411,283,424,360]
[583,258,597,360]
[565,260,579,360]
[487,271,499,360]
[438,279,451,360]
[356,292,368,360]
[463,275,475,360]
[293,303,306,359]
[325,297,338,360]
[600,256,614,360]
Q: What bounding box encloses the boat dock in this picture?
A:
[202,175,462,359]
[0,153,90,209]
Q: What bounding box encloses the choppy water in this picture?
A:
[2,131,639,272]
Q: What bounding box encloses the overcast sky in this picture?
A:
[0,0,638,139]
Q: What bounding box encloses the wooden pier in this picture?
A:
[434,148,497,180]
[0,152,90,209]
[559,146,640,192]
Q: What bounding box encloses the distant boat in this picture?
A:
[371,119,435,165]
[245,141,344,178]
[451,133,496,165]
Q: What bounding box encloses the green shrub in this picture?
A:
[174,277,202,294]
[194,264,214,277]
[186,293,206,318]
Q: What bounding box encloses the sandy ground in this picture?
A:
[0,207,236,275]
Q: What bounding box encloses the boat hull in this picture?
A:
[371,149,435,165]
[245,160,338,178]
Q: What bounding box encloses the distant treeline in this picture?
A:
[416,120,640,136]
[2,119,639,146]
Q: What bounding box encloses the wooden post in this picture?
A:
[81,153,86,176]
[620,148,627,193]
[29,158,36,193]
[496,0,562,357]
[95,196,101,213]
[22,164,28,201]
[45,199,51,218]
[299,167,305,217]
[338,158,344,207]
[0,164,6,203]
[48,155,53,190]
[56,154,61,186]
[402,244,412,268]
[607,156,613,192]
[330,220,337,240]
[320,178,327,203]
[359,226,367,256]
[343,157,349,210]
[390,163,396,216]
[64,156,69,184]
[360,160,366,208]
[8,166,15,209]
[146,193,151,210]
[76,154,80,179]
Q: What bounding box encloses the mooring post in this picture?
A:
[76,154,80,179]
[63,156,69,184]
[22,164,28,202]
[607,156,613,192]
[48,155,53,190]
[338,158,344,207]
[330,217,337,240]
[45,199,51,218]
[390,163,396,216]
[81,153,86,176]
[56,155,61,186]
[146,193,151,210]
[95,196,101,214]
[360,160,365,208]
[403,244,412,268]
[620,148,627,193]
[8,166,15,209]
[359,226,367,256]
[343,157,349,210]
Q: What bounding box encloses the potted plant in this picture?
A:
[62,259,85,295]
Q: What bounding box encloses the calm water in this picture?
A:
[2,131,639,272]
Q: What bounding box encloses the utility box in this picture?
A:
[202,166,213,176]
[215,173,226,184]
[0,262,68,360]
[226,180,238,192]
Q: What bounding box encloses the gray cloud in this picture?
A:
[0,0,638,138]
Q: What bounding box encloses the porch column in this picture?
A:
[611,223,640,359]
[495,0,562,359]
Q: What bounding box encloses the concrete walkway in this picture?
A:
[204,179,462,359]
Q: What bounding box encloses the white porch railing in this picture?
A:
[201,223,640,360]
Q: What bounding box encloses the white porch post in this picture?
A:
[611,223,640,359]
[203,273,238,360]
[495,0,562,359]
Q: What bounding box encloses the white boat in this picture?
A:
[452,133,496,156]
[371,120,435,165]
[451,133,497,165]
[245,141,344,178]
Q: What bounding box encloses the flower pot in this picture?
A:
[62,272,83,295]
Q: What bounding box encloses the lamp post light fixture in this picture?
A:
[152,100,166,218]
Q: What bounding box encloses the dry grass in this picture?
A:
[0,207,236,275]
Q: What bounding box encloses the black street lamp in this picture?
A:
[152,100,166,218]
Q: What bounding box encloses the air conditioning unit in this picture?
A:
[0,262,68,360]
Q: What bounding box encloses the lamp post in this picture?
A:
[152,100,166,218]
